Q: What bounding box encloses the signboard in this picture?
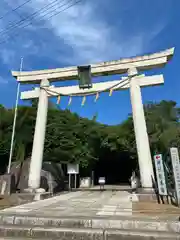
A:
[154,154,167,195]
[170,148,180,205]
[98,177,105,185]
[67,163,79,174]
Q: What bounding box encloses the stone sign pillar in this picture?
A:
[128,68,154,189]
[28,79,49,190]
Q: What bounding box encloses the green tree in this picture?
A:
[0,100,179,175]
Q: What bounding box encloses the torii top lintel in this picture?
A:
[11,48,174,84]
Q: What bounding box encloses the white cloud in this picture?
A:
[0,0,168,70]
[28,0,146,65]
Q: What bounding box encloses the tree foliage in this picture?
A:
[0,100,179,175]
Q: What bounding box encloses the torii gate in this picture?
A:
[12,48,174,193]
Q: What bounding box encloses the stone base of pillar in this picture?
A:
[136,187,158,202]
[5,192,52,206]
[23,188,48,201]
[137,187,155,194]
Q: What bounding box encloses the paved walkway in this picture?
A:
[0,190,132,218]
[0,191,180,239]
[0,190,180,221]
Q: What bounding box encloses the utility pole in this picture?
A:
[7,57,23,174]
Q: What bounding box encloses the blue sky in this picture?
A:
[0,0,179,125]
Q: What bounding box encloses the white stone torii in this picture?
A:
[11,48,174,192]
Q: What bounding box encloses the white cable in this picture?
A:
[0,0,70,37]
[0,0,32,20]
[7,57,23,174]
[0,0,82,45]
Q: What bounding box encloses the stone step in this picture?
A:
[133,201,180,209]
[0,225,179,239]
[133,202,180,218]
[0,215,180,232]
[0,239,42,240]
[133,209,180,214]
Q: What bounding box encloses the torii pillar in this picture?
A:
[28,79,49,190]
[128,68,154,189]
